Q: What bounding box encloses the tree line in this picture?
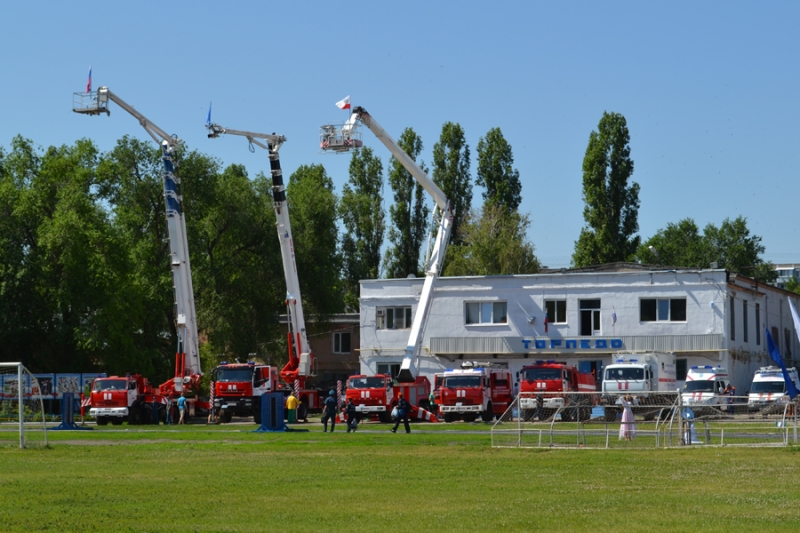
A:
[0,112,777,379]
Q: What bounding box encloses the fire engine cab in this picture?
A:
[518,361,596,422]
[346,374,432,422]
[89,374,165,426]
[212,362,279,423]
[438,362,512,422]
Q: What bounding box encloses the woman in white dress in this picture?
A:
[619,394,636,441]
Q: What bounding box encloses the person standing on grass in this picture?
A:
[345,398,358,433]
[391,393,411,433]
[322,390,338,432]
[619,394,635,441]
[178,392,187,425]
[286,391,299,424]
[165,396,173,425]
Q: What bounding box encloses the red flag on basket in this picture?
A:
[544,311,549,333]
[335,95,351,110]
[86,65,92,94]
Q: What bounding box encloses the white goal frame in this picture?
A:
[0,362,48,448]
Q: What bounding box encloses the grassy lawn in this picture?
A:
[2,421,800,532]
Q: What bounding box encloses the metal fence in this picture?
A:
[491,391,797,449]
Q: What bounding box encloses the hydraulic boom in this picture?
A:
[73,87,202,395]
[323,106,454,382]
[206,121,314,389]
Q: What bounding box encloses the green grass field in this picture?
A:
[2,421,800,532]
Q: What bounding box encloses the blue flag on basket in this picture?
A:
[766,327,799,400]
[206,102,212,126]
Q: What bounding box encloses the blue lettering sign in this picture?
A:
[580,339,591,349]
[522,339,531,349]
[611,339,623,349]
[595,339,607,349]
[566,340,577,349]
[550,339,562,349]
[535,340,546,349]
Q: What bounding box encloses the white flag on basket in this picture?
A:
[790,299,800,345]
[335,95,351,110]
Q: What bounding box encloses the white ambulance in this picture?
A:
[747,366,799,412]
[681,366,730,410]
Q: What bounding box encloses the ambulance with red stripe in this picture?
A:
[681,365,730,409]
[519,361,596,422]
[438,362,512,422]
[747,366,799,412]
[601,352,676,421]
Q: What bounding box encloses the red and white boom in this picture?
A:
[322,106,454,382]
[205,121,314,388]
[73,87,201,394]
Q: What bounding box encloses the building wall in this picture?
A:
[359,268,800,395]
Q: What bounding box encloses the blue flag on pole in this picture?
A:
[765,327,799,399]
[206,102,212,126]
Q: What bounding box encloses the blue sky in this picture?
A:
[2,1,798,269]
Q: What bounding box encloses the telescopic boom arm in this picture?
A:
[73,86,201,393]
[206,120,314,388]
[338,106,454,382]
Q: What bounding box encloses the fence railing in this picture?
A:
[491,391,797,449]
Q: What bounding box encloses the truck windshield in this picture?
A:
[93,379,126,391]
[522,368,560,381]
[216,368,254,382]
[751,381,785,394]
[605,368,644,380]
[349,377,386,389]
[443,376,481,388]
[683,381,714,392]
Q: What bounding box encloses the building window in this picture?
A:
[579,299,601,336]
[377,363,400,380]
[785,329,792,358]
[333,332,351,354]
[676,359,688,381]
[465,301,507,325]
[730,296,735,341]
[377,307,412,330]
[755,304,761,346]
[742,300,748,343]
[640,298,687,322]
[544,300,567,324]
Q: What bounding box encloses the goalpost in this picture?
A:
[0,363,48,449]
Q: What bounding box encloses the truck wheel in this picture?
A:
[444,413,455,423]
[604,408,618,422]
[378,412,390,423]
[464,413,478,423]
[222,410,233,423]
[481,403,493,422]
[522,409,535,422]
[96,416,109,426]
[111,417,123,426]
[253,406,262,425]
[127,407,139,425]
[580,407,592,421]
[297,402,308,421]
[561,409,573,422]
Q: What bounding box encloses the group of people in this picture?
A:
[317,390,412,433]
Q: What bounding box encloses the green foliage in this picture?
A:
[384,128,430,279]
[476,127,522,210]
[444,204,540,276]
[286,164,342,316]
[432,122,471,244]
[340,148,385,309]
[637,216,777,283]
[786,277,800,294]
[573,112,640,266]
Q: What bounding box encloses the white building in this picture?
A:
[358,264,800,394]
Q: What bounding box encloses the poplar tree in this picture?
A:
[432,122,471,245]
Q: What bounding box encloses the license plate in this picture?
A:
[226,402,237,407]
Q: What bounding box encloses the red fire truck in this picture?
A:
[211,362,280,423]
[438,363,513,422]
[89,374,166,426]
[345,374,433,422]
[518,361,596,422]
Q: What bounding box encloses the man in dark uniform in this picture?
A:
[345,398,358,432]
[322,390,338,432]
[391,393,411,433]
